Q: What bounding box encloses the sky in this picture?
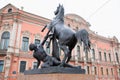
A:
[0,0,120,41]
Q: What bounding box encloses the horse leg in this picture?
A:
[59,44,70,66]
[66,50,72,63]
[46,34,53,48]
[36,59,40,69]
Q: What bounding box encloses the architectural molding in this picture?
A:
[22,30,31,37]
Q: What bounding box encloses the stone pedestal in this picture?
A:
[17,74,95,80]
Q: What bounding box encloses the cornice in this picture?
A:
[20,10,51,22]
[0,12,51,26]
[89,31,113,43]
[19,13,49,25]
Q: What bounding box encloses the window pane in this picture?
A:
[22,37,29,51]
[20,61,26,73]
[92,49,95,60]
[94,67,97,75]
[101,67,103,75]
[106,68,109,75]
[35,39,40,46]
[87,66,89,74]
[45,41,50,54]
[116,53,119,63]
[0,32,10,49]
[104,52,107,61]
[0,60,4,72]
[99,52,102,61]
[33,62,37,69]
[109,53,111,62]
[77,45,80,59]
[111,68,113,75]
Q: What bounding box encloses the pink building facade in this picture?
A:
[0,4,120,80]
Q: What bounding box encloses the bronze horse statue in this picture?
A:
[42,4,91,66]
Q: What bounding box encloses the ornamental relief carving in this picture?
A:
[2,22,12,31]
[22,31,31,37]
[34,33,41,39]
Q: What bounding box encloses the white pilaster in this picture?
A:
[8,21,17,53]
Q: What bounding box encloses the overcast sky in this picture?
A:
[0,0,120,41]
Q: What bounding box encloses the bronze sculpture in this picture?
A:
[29,43,80,68]
[42,4,91,66]
[25,4,90,74]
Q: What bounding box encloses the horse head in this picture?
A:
[54,4,64,20]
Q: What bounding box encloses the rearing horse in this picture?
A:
[42,4,91,66]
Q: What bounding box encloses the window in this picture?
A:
[8,8,12,13]
[22,37,29,51]
[35,39,40,46]
[19,61,26,73]
[92,49,95,61]
[119,69,120,76]
[45,41,50,54]
[87,66,89,74]
[33,62,37,69]
[68,24,70,27]
[94,67,97,75]
[77,45,80,59]
[99,51,102,61]
[86,53,88,61]
[106,68,109,75]
[101,67,103,75]
[0,60,4,72]
[104,52,107,61]
[109,53,111,62]
[0,31,10,50]
[111,68,113,75]
[116,53,119,63]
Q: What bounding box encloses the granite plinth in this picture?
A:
[24,66,85,75]
[18,74,95,80]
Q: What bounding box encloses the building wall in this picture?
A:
[0,4,120,80]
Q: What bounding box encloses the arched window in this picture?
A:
[101,67,103,75]
[106,68,109,75]
[116,53,119,63]
[104,52,107,61]
[94,66,97,75]
[87,66,89,74]
[99,51,102,61]
[0,31,10,50]
[77,45,80,59]
[92,49,95,61]
[109,53,111,62]
[8,8,12,13]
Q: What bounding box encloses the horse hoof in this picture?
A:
[58,63,64,67]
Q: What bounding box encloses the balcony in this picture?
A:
[0,49,7,56]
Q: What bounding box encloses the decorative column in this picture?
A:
[15,20,22,54]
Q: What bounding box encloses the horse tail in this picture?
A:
[75,29,91,53]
